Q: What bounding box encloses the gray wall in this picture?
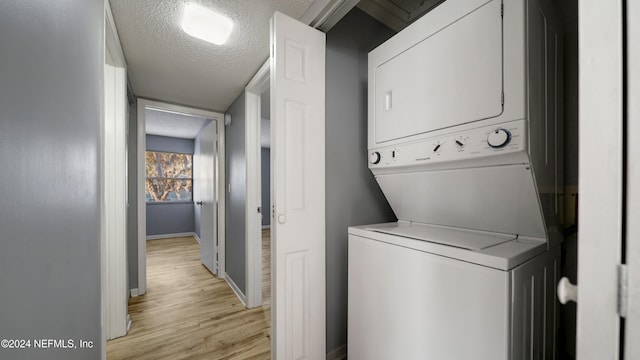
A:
[261,147,271,227]
[128,97,139,289]
[225,93,247,293]
[146,134,194,154]
[145,135,195,236]
[147,203,195,236]
[0,1,103,358]
[325,8,396,353]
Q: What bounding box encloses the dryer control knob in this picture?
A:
[370,151,381,164]
[487,128,511,148]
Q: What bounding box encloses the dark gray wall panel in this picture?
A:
[261,148,271,227]
[325,8,396,354]
[225,93,247,294]
[128,97,139,289]
[146,134,194,154]
[0,1,103,358]
[146,203,195,235]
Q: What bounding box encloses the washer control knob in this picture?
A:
[370,151,381,164]
[487,128,511,148]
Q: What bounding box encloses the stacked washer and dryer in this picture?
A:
[348,0,562,359]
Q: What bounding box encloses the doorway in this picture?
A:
[135,99,225,295]
[245,61,270,308]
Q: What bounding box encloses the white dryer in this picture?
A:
[348,0,563,359]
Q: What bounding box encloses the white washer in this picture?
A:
[348,223,559,360]
[348,0,563,358]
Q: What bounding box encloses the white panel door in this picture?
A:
[197,121,217,274]
[576,0,624,358]
[271,11,326,360]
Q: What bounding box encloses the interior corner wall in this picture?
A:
[325,8,397,354]
[128,96,139,290]
[225,92,247,294]
[0,1,103,358]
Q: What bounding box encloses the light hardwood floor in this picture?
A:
[107,236,271,360]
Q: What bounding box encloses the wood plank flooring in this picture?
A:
[107,236,271,360]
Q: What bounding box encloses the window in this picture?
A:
[145,151,193,202]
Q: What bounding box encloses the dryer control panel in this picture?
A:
[369,120,526,169]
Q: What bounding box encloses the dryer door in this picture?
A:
[373,0,503,144]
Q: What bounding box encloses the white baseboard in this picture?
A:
[326,344,347,360]
[146,232,196,240]
[261,225,271,229]
[225,272,247,307]
[194,233,201,244]
[130,288,139,297]
[126,314,132,333]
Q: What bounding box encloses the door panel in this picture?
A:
[197,121,217,274]
[576,0,623,358]
[271,11,326,359]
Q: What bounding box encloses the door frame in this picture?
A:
[136,99,226,295]
[245,60,270,308]
[102,0,128,351]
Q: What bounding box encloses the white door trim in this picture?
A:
[300,0,359,31]
[625,0,640,356]
[136,99,225,294]
[577,0,624,358]
[102,0,128,355]
[245,60,270,308]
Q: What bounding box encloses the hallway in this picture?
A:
[107,236,270,359]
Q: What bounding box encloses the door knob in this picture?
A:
[278,214,286,224]
[196,201,203,206]
[557,277,578,304]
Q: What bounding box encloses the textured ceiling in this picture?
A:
[110,0,316,111]
[145,109,211,139]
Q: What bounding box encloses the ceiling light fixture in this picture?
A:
[181,3,234,45]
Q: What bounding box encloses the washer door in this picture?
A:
[373,0,503,144]
[348,234,510,360]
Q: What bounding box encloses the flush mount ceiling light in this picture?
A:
[181,3,234,45]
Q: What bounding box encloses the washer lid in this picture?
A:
[366,222,516,251]
[374,164,547,239]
